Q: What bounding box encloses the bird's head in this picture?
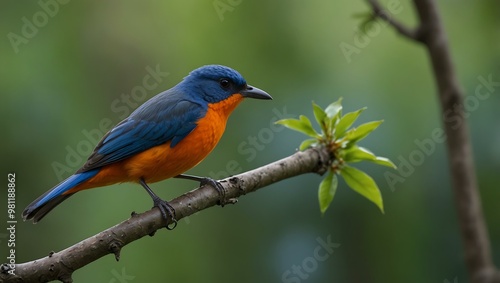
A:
[178,65,272,104]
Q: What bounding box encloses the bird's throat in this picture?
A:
[207,94,245,121]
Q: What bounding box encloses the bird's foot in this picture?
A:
[174,174,235,206]
[139,178,177,230]
[199,177,228,207]
[151,195,177,230]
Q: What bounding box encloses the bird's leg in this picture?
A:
[175,174,228,206]
[139,178,177,230]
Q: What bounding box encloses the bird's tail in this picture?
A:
[23,169,99,223]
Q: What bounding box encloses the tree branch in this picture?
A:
[366,0,422,42]
[0,147,331,283]
[368,0,500,282]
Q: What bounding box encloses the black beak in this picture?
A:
[241,85,272,100]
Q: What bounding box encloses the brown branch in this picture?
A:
[0,147,331,283]
[368,0,500,282]
[366,0,422,42]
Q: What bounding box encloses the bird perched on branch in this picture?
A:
[23,65,272,228]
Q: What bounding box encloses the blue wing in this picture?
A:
[78,89,206,172]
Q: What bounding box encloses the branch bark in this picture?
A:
[367,0,500,282]
[0,147,331,283]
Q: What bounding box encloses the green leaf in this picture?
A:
[318,171,338,215]
[299,115,317,133]
[313,102,326,127]
[276,118,319,138]
[325,98,343,133]
[344,120,383,146]
[335,107,366,139]
[325,97,343,119]
[343,146,397,169]
[343,146,376,162]
[299,139,318,151]
[340,165,384,213]
[371,156,397,169]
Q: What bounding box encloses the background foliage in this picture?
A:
[1,1,499,282]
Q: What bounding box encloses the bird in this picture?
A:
[22,65,272,228]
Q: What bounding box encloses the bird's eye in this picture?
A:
[219,79,230,89]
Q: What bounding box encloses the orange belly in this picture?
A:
[65,94,244,194]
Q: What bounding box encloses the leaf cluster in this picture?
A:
[277,98,396,214]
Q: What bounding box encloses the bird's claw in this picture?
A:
[200,177,227,206]
[152,197,177,230]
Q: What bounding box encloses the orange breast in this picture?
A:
[66,94,245,193]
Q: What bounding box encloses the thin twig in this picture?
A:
[366,0,422,42]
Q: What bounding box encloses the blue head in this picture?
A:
[177,65,272,103]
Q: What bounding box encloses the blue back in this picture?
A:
[78,65,247,172]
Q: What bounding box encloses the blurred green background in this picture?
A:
[1,1,499,282]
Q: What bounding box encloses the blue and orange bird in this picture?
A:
[22,65,272,227]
